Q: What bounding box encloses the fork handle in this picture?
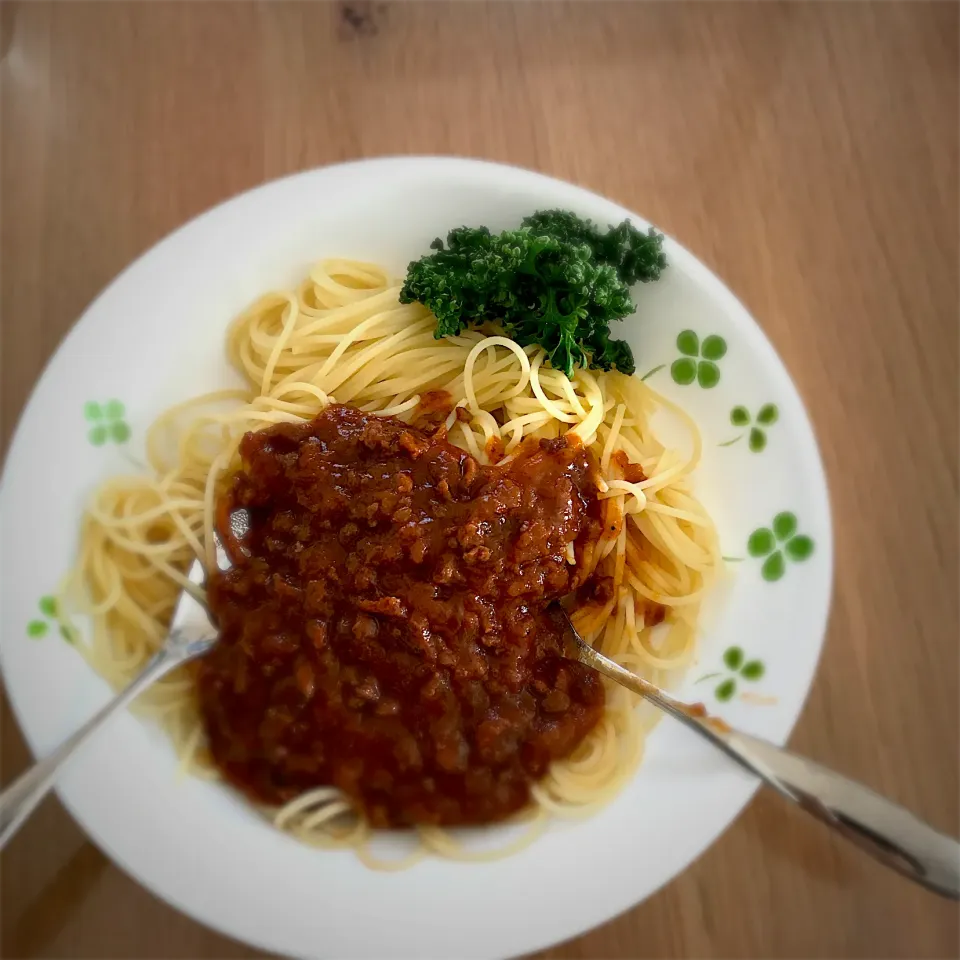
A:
[568,625,960,899]
[0,647,181,850]
[603,655,958,897]
[716,728,960,899]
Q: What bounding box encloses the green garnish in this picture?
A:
[399,210,667,378]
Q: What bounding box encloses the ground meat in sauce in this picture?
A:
[200,404,607,828]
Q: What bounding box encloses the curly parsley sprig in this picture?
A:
[399,210,667,378]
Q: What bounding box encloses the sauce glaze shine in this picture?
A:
[201,405,606,827]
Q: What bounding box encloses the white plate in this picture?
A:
[0,158,832,959]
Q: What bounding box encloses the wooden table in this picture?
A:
[2,2,957,957]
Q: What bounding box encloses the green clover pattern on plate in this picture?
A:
[26,595,76,643]
[721,403,779,452]
[640,333,815,704]
[698,646,766,702]
[748,512,815,581]
[670,330,727,388]
[85,400,131,446]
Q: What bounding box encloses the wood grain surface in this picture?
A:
[1,2,958,957]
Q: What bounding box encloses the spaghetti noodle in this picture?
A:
[62,258,720,866]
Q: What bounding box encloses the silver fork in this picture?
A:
[561,609,960,899]
[0,557,218,849]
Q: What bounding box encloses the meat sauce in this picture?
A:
[200,405,607,827]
